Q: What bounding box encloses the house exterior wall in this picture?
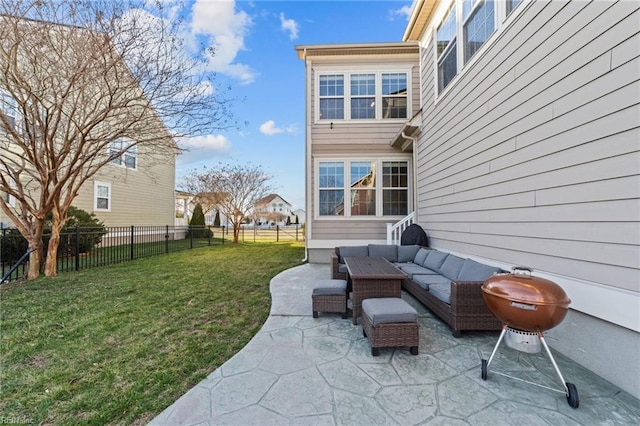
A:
[412,0,639,397]
[299,46,420,262]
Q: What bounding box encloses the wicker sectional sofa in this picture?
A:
[331,244,504,337]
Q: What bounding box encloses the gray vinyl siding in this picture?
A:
[416,1,639,292]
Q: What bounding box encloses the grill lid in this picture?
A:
[482,267,571,308]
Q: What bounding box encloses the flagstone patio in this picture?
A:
[149,263,640,425]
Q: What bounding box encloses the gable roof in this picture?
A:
[256,194,291,207]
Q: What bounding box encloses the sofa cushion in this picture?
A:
[412,274,450,290]
[396,264,432,279]
[438,255,466,281]
[338,245,368,263]
[413,248,431,266]
[398,245,421,263]
[338,264,348,274]
[313,279,347,296]
[368,244,398,263]
[428,282,452,305]
[457,259,502,281]
[362,298,417,325]
[424,250,449,271]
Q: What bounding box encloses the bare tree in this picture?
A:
[180,163,273,243]
[0,0,234,279]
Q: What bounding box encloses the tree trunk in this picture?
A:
[44,224,61,277]
[25,224,44,281]
[232,225,240,243]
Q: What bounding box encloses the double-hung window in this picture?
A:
[0,91,18,132]
[463,0,496,63]
[94,181,111,211]
[319,75,345,120]
[318,159,409,217]
[109,139,137,169]
[436,0,521,95]
[317,71,409,121]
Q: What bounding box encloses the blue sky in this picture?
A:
[174,0,414,210]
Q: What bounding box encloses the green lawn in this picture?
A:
[0,242,305,425]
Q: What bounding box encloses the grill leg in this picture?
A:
[485,325,508,370]
[538,332,569,395]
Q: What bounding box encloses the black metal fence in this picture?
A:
[0,225,223,284]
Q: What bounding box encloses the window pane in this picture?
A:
[319,75,344,96]
[97,185,109,197]
[319,162,344,188]
[438,41,457,92]
[464,0,495,63]
[319,190,344,216]
[124,154,136,169]
[319,98,344,120]
[382,97,407,119]
[383,190,408,215]
[436,4,457,58]
[350,161,375,186]
[351,189,376,215]
[382,73,407,96]
[351,98,375,119]
[350,74,375,96]
[97,197,109,210]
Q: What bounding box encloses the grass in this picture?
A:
[0,241,305,425]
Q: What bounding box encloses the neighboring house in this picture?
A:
[297,0,639,399]
[0,20,175,229]
[174,190,231,227]
[254,194,293,225]
[291,208,306,225]
[294,42,421,254]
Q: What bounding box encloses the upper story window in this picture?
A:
[436,0,521,95]
[317,159,409,218]
[0,91,18,131]
[109,139,137,170]
[317,71,409,121]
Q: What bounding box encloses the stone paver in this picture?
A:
[149,263,640,425]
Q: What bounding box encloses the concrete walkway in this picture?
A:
[150,263,640,425]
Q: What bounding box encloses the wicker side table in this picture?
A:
[362,298,419,356]
[312,279,348,319]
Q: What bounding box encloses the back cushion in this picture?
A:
[457,258,502,281]
[338,246,368,263]
[413,248,431,265]
[397,245,421,263]
[424,250,449,271]
[438,255,466,280]
[368,244,398,263]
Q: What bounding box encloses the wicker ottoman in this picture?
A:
[362,298,419,356]
[312,279,348,319]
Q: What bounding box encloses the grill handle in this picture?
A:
[512,266,533,276]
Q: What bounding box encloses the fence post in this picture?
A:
[75,226,80,271]
[190,225,193,249]
[276,225,280,242]
[296,225,299,241]
[208,226,212,246]
[221,226,225,244]
[130,225,135,260]
[165,225,169,253]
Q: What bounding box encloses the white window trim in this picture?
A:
[94,181,111,212]
[432,0,529,101]
[314,157,412,219]
[314,65,413,123]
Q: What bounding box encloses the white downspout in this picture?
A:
[401,131,418,223]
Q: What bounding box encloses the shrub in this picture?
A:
[188,204,212,238]
[213,210,221,227]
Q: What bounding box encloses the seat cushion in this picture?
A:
[395,264,431,279]
[457,259,502,281]
[338,264,348,274]
[362,298,417,325]
[428,282,452,304]
[338,245,368,263]
[397,245,421,263]
[313,279,347,296]
[424,250,449,271]
[438,255,466,281]
[412,274,450,290]
[368,244,398,263]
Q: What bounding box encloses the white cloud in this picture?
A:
[176,134,231,165]
[190,0,256,84]
[279,12,299,40]
[259,120,296,136]
[389,4,413,21]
